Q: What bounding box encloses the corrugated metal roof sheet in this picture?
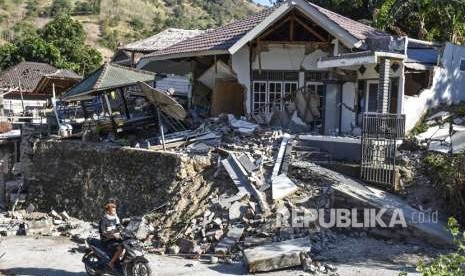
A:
[62,63,155,100]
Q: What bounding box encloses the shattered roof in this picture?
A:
[141,0,388,60]
[62,63,154,101]
[0,62,75,92]
[120,28,206,53]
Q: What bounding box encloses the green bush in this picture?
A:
[129,17,144,31]
[417,217,465,275]
[424,153,465,222]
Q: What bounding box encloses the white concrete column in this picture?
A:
[377,57,390,113]
[298,71,305,88]
[397,62,405,114]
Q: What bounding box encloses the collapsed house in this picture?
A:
[137,0,463,136]
[0,62,82,116]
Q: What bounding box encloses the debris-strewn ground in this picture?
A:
[2,112,459,275]
[0,236,434,276]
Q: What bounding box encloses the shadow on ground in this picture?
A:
[1,268,86,276]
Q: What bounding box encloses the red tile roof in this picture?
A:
[0,62,57,92]
[142,6,277,59]
[309,2,387,40]
[0,62,81,93]
[141,1,388,60]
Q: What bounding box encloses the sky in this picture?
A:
[254,0,272,6]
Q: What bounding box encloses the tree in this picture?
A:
[375,0,465,43]
[0,43,20,70]
[41,15,102,74]
[0,15,102,75]
[49,0,74,17]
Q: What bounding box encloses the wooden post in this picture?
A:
[18,80,25,114]
[104,93,118,134]
[119,88,131,120]
[157,106,166,150]
[81,101,89,120]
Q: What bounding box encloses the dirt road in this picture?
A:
[0,236,425,276]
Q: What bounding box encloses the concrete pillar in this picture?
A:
[397,62,405,114]
[298,71,305,89]
[377,57,390,113]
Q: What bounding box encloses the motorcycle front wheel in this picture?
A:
[84,253,102,276]
[131,261,152,276]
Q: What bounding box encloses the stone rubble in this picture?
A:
[8,111,457,274]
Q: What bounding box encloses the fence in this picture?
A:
[360,112,406,186]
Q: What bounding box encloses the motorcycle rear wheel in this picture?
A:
[84,253,102,276]
[131,261,152,276]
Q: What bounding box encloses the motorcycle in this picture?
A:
[82,222,152,276]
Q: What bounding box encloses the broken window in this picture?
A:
[460,59,465,72]
[252,70,298,114]
[366,82,378,112]
[405,70,432,96]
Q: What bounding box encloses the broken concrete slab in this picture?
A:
[416,123,465,154]
[272,174,299,201]
[215,225,244,255]
[229,201,247,221]
[289,111,308,133]
[426,111,451,122]
[228,115,259,134]
[221,154,270,214]
[237,154,258,175]
[271,133,292,181]
[293,161,454,246]
[243,237,311,273]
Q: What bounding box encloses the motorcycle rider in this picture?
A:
[100,202,123,269]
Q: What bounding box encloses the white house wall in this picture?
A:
[357,63,402,80]
[324,84,340,134]
[251,45,329,71]
[231,46,251,114]
[341,82,356,133]
[431,43,465,105]
[3,99,46,115]
[404,43,465,132]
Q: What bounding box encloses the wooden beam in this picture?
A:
[119,88,131,120]
[290,18,294,41]
[259,17,291,41]
[293,17,327,42]
[258,41,330,46]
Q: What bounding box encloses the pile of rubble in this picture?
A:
[128,114,341,274]
[0,205,96,241]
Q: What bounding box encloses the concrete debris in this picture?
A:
[215,225,245,255]
[243,237,311,272]
[272,174,299,201]
[426,111,451,122]
[221,154,270,214]
[228,114,259,134]
[0,209,97,240]
[416,123,465,154]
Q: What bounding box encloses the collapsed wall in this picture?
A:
[25,140,221,222]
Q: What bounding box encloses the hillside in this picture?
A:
[0,0,263,60]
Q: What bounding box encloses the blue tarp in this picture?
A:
[407,48,438,64]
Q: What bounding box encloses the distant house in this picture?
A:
[136,0,462,135]
[113,28,206,67]
[0,62,81,115]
